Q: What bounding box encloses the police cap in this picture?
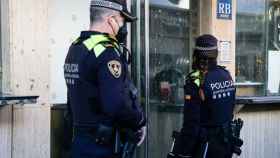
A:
[91,0,137,22]
[194,34,218,58]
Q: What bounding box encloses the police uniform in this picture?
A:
[186,35,235,158]
[169,35,236,158]
[64,1,145,158]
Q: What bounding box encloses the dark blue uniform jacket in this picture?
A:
[64,31,145,131]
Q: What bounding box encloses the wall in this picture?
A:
[0,0,51,157]
[0,0,92,157]
[8,0,51,158]
[200,0,236,78]
[237,108,280,158]
[49,0,89,104]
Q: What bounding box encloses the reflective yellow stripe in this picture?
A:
[113,42,119,49]
[83,35,110,51]
[190,71,200,87]
[191,71,200,77]
[194,79,200,87]
[72,38,80,44]
[94,44,106,58]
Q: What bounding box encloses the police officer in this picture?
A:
[169,34,236,158]
[64,1,146,158]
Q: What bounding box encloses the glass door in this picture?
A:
[148,1,192,157]
[131,0,199,157]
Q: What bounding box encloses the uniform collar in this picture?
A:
[80,31,118,42]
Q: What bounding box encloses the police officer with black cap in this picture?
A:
[167,34,236,158]
[64,1,146,158]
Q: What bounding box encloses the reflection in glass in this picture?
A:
[149,5,190,105]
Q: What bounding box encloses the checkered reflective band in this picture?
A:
[91,0,123,11]
[195,46,217,51]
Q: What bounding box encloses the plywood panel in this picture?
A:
[12,105,51,158]
[0,106,12,158]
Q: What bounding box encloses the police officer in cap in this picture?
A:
[64,0,146,157]
[169,34,236,158]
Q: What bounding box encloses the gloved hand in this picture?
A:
[135,126,146,146]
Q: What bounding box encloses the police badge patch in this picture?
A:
[108,60,122,78]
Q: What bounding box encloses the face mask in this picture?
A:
[116,23,128,44]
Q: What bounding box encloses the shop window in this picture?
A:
[236,0,266,96]
[236,0,280,96]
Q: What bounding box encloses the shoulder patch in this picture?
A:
[108,60,122,78]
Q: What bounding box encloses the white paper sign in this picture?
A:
[219,41,231,62]
[267,51,280,94]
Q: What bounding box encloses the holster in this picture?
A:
[229,118,244,155]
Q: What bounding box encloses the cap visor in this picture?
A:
[121,11,137,22]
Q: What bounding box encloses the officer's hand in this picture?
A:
[135,126,146,146]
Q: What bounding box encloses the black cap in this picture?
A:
[194,34,218,58]
[91,0,137,22]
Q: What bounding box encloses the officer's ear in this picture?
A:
[107,16,117,26]
[108,16,120,33]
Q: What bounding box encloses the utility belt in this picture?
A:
[74,124,114,146]
[167,118,244,158]
[74,124,138,158]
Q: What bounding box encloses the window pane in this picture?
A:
[236,0,266,96]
